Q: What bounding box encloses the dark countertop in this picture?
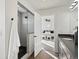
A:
[58,34,74,39]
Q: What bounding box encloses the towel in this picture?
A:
[8,20,20,59]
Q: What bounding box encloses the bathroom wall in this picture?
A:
[5,0,17,58]
[0,0,5,59]
[70,7,78,33]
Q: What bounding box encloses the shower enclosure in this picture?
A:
[17,2,34,59]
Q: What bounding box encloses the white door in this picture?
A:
[34,13,42,57]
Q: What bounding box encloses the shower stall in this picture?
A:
[17,2,34,59]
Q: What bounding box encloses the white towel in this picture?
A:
[8,20,20,59]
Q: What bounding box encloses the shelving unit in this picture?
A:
[42,16,54,41]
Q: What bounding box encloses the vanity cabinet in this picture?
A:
[59,38,74,59]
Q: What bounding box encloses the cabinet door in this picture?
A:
[59,41,69,59]
[5,0,17,59]
[59,42,67,59]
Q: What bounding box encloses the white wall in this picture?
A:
[5,0,17,58]
[70,7,78,33]
[0,0,5,59]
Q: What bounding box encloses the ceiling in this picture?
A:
[26,0,74,10]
